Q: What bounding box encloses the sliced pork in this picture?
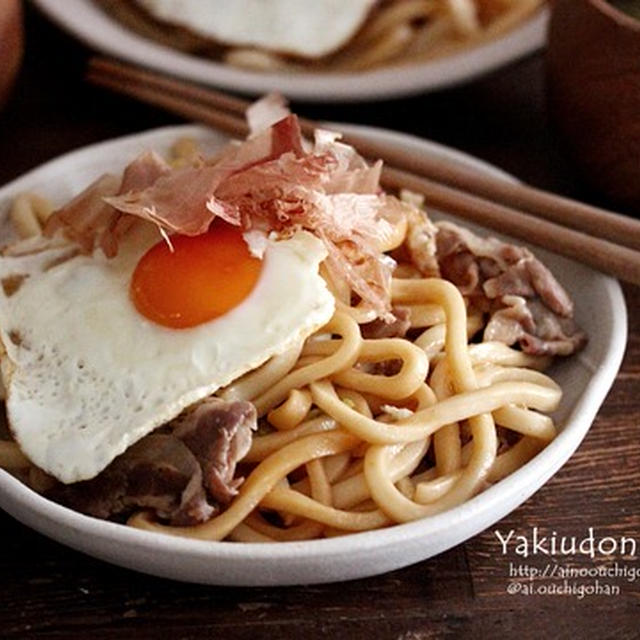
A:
[172,397,256,504]
[403,207,440,277]
[48,398,257,525]
[361,306,411,340]
[434,221,586,356]
[48,434,213,526]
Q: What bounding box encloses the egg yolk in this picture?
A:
[131,221,263,329]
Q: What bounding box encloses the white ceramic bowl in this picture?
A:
[33,0,548,101]
[0,124,627,585]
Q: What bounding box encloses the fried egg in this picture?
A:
[0,222,334,483]
[135,0,377,59]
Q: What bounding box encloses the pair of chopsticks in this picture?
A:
[86,57,640,286]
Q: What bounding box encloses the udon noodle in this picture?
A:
[0,150,564,541]
[96,0,545,72]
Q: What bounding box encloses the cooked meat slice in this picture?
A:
[173,397,256,504]
[485,296,586,357]
[435,221,586,356]
[483,295,536,346]
[48,398,258,524]
[404,207,440,277]
[48,434,214,526]
[482,256,573,317]
[518,299,587,356]
[361,306,411,339]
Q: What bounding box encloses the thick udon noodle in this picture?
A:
[0,155,562,543]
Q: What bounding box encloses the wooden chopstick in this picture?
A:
[86,57,640,285]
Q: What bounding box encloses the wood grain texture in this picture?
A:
[0,6,637,639]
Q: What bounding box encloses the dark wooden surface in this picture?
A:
[0,5,638,639]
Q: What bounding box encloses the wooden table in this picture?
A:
[1,6,638,638]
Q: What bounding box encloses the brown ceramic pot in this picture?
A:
[0,0,23,108]
[547,0,640,211]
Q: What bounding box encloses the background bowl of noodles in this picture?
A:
[33,0,548,100]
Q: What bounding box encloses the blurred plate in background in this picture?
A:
[33,0,548,101]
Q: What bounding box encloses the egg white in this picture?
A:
[0,225,334,483]
[135,0,377,59]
